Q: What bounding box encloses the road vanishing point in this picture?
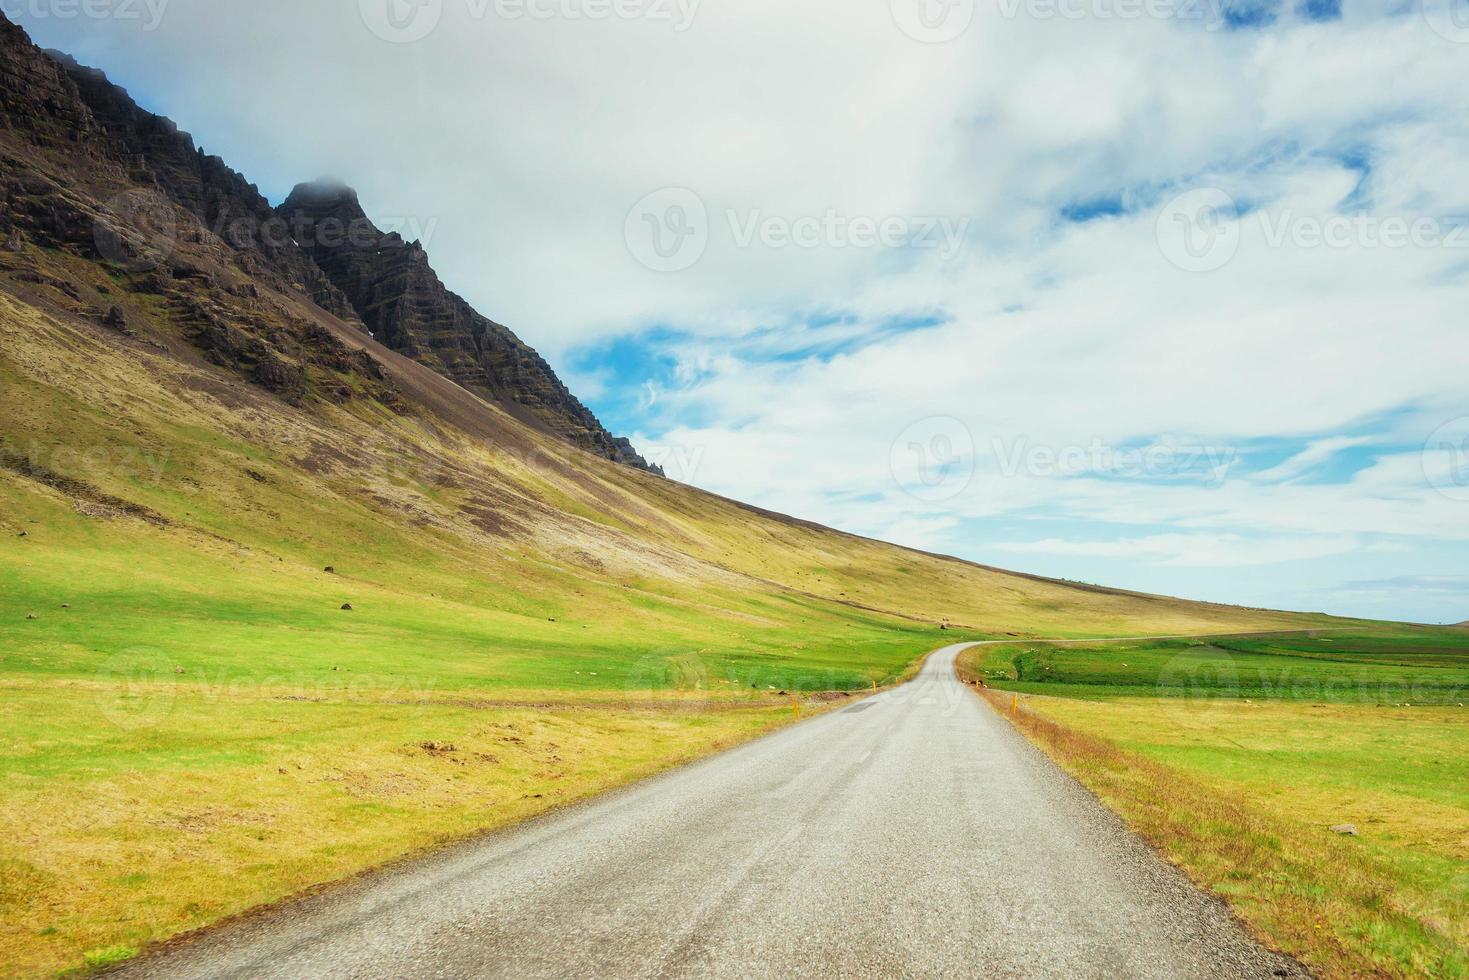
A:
[119,642,1306,979]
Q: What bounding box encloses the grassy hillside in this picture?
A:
[0,272,1323,695]
[0,240,1342,975]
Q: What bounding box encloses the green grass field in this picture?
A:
[963,629,1469,704]
[0,473,943,977]
[0,499,942,698]
[961,632,1469,978]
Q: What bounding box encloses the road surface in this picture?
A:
[120,642,1306,979]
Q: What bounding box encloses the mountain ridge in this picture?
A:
[3,18,656,471]
[43,47,365,326]
[276,178,658,471]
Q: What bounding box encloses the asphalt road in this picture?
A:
[120,642,1307,979]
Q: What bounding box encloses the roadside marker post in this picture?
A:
[1010,695,1018,718]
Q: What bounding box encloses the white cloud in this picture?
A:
[1250,436,1374,484]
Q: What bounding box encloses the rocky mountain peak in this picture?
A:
[287,177,360,204]
[276,181,661,473]
[0,8,658,474]
[282,179,367,226]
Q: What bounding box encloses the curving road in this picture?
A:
[120,642,1305,979]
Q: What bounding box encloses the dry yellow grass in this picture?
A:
[0,680,796,977]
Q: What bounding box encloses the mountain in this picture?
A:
[276,179,655,470]
[37,47,361,325]
[0,7,1324,640]
[9,28,655,472]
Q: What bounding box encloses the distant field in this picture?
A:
[963,629,1469,704]
[961,631,1469,979]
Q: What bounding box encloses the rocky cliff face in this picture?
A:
[0,9,655,473]
[0,11,399,410]
[46,52,364,325]
[0,17,99,149]
[277,180,658,472]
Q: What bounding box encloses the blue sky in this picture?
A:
[11,0,1468,622]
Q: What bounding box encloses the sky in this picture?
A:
[8,0,1468,623]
